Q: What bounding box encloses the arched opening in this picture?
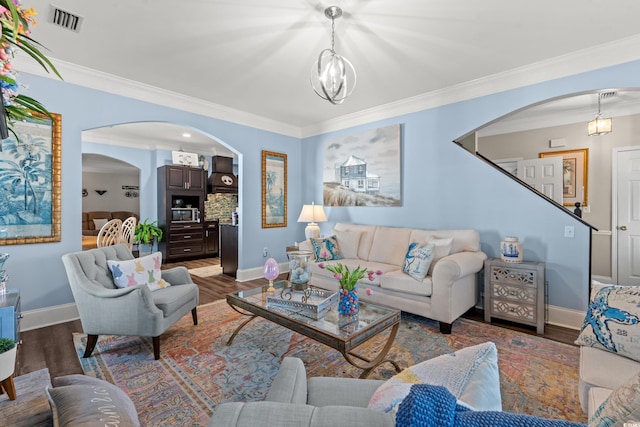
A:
[455,88,640,285]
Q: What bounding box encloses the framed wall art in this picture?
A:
[0,113,61,244]
[262,150,287,228]
[322,123,401,206]
[540,148,588,206]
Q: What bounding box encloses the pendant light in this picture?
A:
[588,93,612,136]
[310,6,356,105]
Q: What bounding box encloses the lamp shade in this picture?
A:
[297,204,327,223]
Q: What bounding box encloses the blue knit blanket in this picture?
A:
[396,384,587,427]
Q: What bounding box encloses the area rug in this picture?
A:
[0,368,52,427]
[188,265,223,278]
[73,300,587,426]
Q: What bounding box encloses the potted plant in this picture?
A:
[0,337,16,385]
[134,219,163,256]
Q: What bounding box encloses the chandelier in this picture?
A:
[310,6,356,105]
[587,92,612,136]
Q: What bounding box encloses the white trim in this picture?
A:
[13,34,640,139]
[547,304,584,330]
[611,145,640,284]
[592,275,613,284]
[592,230,612,236]
[18,286,584,332]
[20,303,79,332]
[236,262,290,282]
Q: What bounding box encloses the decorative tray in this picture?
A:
[266,286,338,320]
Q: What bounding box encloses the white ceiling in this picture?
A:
[24,0,640,133]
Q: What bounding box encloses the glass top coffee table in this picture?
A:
[226,281,402,378]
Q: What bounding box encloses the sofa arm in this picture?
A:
[432,251,487,285]
[162,266,194,286]
[266,357,308,404]
[208,402,395,427]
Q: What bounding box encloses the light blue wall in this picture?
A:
[9,59,640,314]
[303,59,640,312]
[7,74,302,311]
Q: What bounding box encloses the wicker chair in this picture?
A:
[120,216,137,250]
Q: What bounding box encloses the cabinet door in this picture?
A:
[166,166,187,190]
[186,168,206,191]
[205,223,219,255]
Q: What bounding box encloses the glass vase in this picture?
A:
[338,287,358,326]
[287,250,312,290]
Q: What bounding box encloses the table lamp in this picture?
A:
[297,202,327,240]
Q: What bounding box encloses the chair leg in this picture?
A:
[0,375,16,400]
[153,336,160,360]
[192,307,198,325]
[83,334,99,358]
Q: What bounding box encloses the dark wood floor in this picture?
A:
[16,257,579,380]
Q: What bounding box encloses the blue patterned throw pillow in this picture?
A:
[402,242,435,280]
[575,282,640,362]
[311,236,343,261]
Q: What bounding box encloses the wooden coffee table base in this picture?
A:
[226,302,401,379]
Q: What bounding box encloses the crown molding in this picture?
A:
[301,34,640,137]
[13,56,303,138]
[14,34,640,140]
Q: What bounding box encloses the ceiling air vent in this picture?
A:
[48,5,83,33]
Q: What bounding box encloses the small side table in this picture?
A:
[484,258,545,334]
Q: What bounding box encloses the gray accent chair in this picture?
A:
[208,357,395,427]
[61,244,199,360]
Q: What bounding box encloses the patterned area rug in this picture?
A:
[73,300,587,426]
[0,368,52,427]
[187,265,223,278]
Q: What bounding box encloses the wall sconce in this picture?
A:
[95,190,107,196]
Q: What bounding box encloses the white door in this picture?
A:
[517,157,564,205]
[616,148,640,285]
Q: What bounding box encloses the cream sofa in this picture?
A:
[578,341,640,419]
[300,223,487,334]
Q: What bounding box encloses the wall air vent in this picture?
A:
[48,5,83,33]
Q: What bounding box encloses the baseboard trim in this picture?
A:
[21,303,79,332]
[547,304,584,330]
[19,283,585,332]
[236,262,290,282]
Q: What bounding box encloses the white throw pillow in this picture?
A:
[92,218,108,230]
[106,252,170,291]
[589,370,640,426]
[427,237,454,275]
[367,342,501,413]
[333,230,362,259]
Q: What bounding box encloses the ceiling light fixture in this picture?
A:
[588,93,612,136]
[311,6,356,105]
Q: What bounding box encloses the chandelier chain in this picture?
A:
[331,16,336,53]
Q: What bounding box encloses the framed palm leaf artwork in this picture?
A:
[0,113,61,244]
[262,150,287,228]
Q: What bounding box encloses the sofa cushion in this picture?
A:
[402,242,435,280]
[92,218,109,230]
[334,223,377,260]
[46,375,140,427]
[368,342,501,413]
[381,270,433,296]
[589,370,640,427]
[334,230,362,259]
[575,282,640,363]
[311,236,344,261]
[579,346,640,400]
[86,211,113,231]
[310,259,399,287]
[368,226,412,266]
[107,252,171,291]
